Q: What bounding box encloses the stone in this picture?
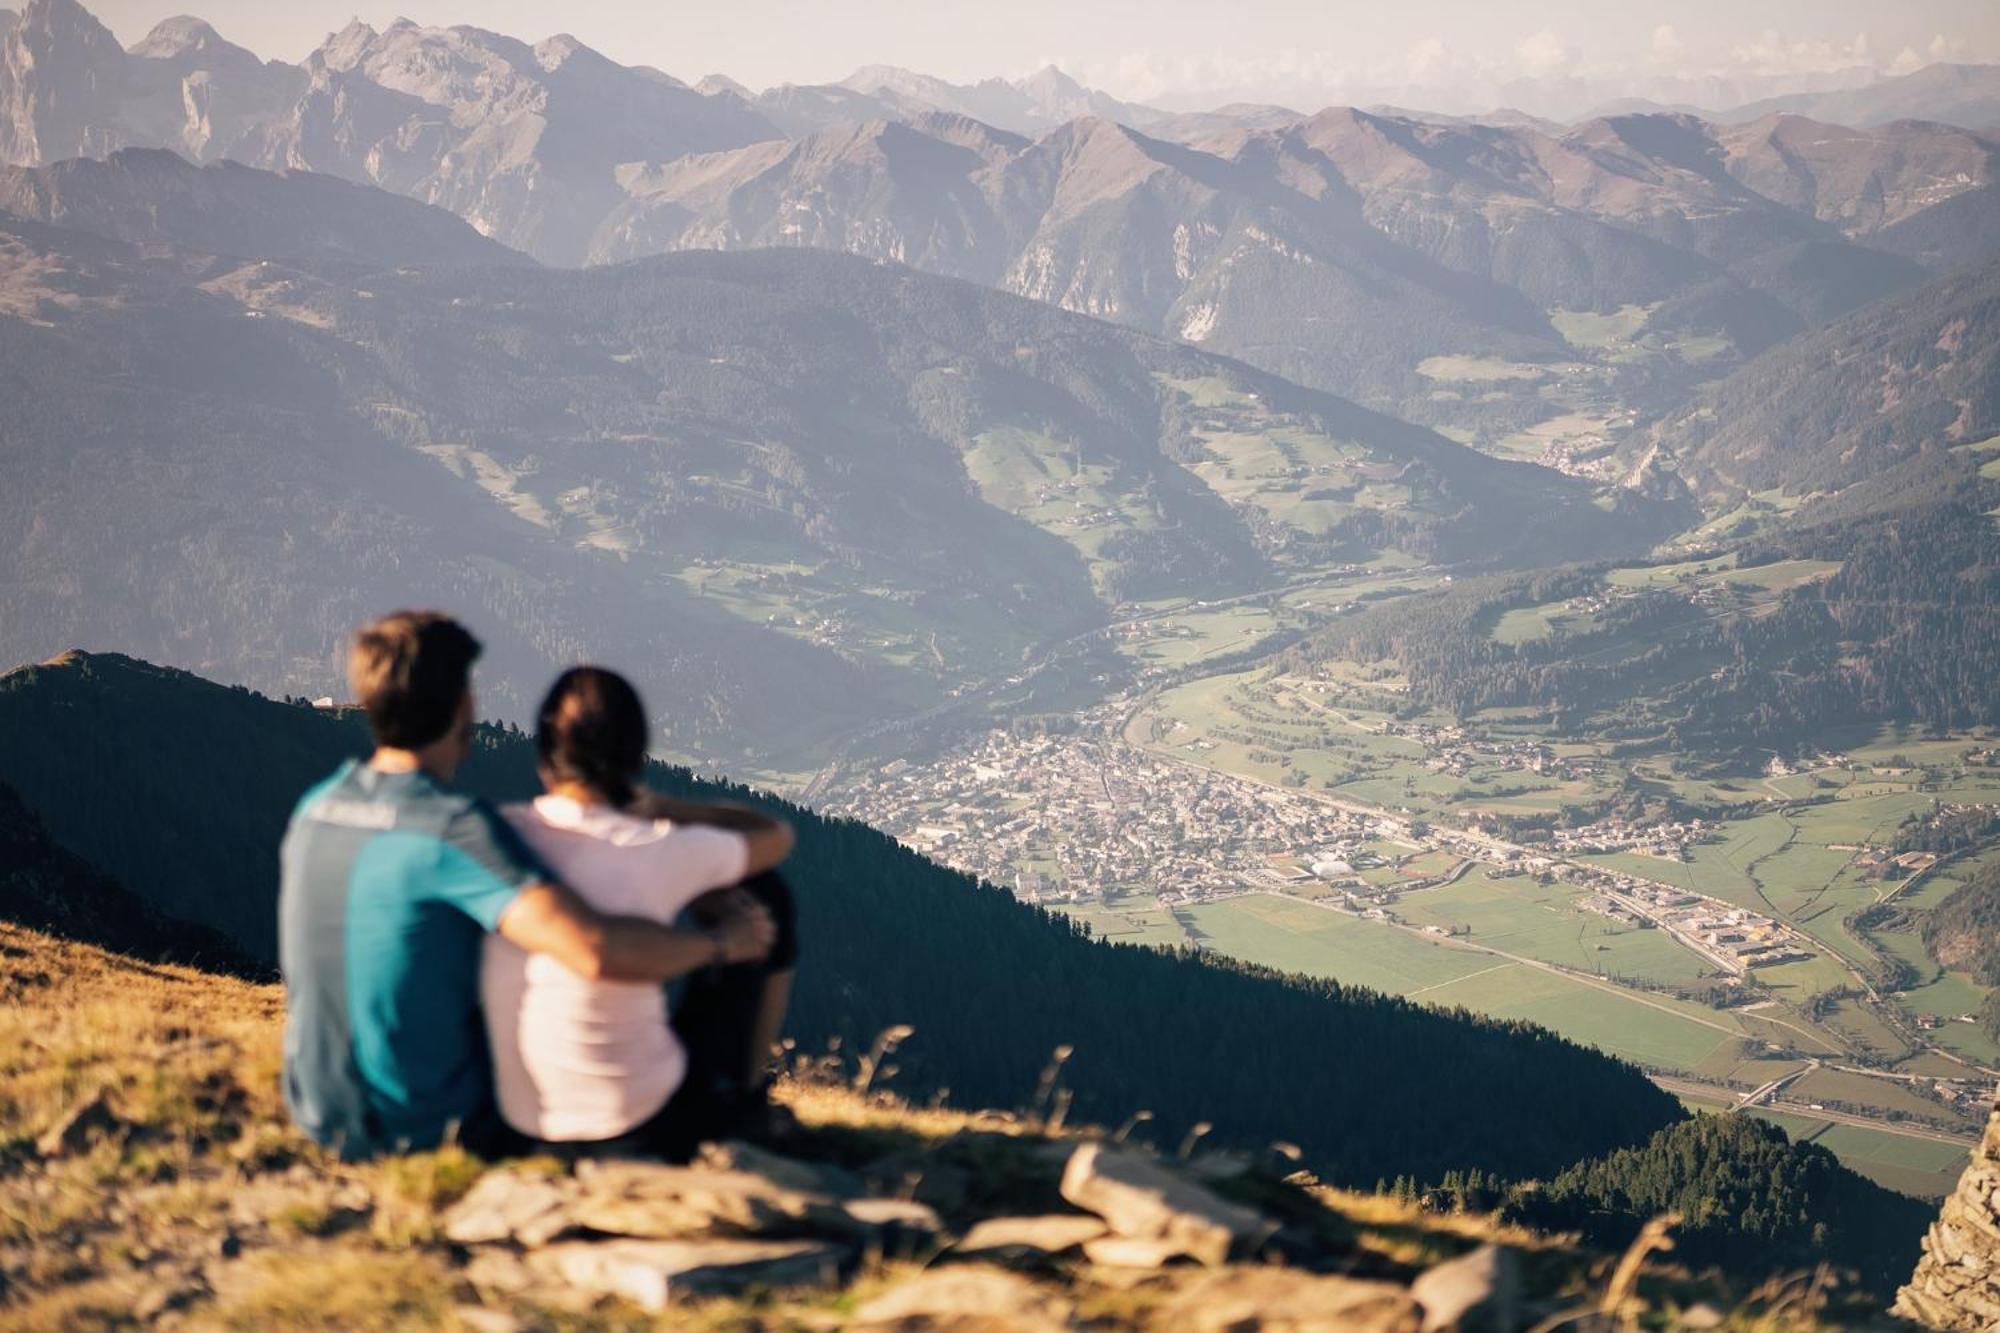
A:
[850,1265,1075,1331]
[1153,1266,1422,1333]
[443,1170,575,1246]
[1058,1143,1276,1266]
[1896,1092,2000,1331]
[463,1249,537,1297]
[570,1163,854,1240]
[841,1197,945,1250]
[699,1139,864,1198]
[956,1214,1108,1261]
[449,1307,524,1333]
[534,1237,845,1310]
[1410,1243,1520,1332]
[1079,1235,1187,1269]
[35,1089,121,1158]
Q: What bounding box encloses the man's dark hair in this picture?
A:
[348,611,482,749]
[536,666,648,808]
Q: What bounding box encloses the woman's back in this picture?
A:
[482,794,748,1142]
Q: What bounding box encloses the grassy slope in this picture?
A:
[0,923,1875,1330]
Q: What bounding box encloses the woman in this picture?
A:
[483,666,798,1159]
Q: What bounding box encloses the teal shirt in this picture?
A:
[278,760,546,1158]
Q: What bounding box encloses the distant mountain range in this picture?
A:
[0,163,1675,767]
[6,0,2000,420]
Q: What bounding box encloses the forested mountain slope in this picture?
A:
[1648,257,2000,502]
[0,650,1685,1186]
[0,201,1678,767]
[1285,476,1999,763]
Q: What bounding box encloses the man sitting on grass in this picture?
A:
[277,611,790,1160]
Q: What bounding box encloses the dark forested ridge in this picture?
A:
[0,650,1685,1186]
[1517,1115,1934,1297]
[0,778,262,976]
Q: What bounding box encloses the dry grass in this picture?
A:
[0,921,1848,1330]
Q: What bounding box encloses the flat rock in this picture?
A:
[1080,1234,1188,1270]
[1155,1266,1423,1333]
[1411,1243,1520,1333]
[957,1214,1108,1260]
[443,1170,574,1246]
[851,1265,1076,1331]
[843,1197,945,1240]
[1058,1143,1276,1266]
[699,1139,865,1198]
[534,1237,845,1310]
[571,1161,852,1240]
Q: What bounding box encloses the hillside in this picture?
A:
[0,199,1680,770]
[0,918,1902,1330]
[1717,63,2000,132]
[0,147,532,270]
[1518,1114,1932,1295]
[1283,489,2000,764]
[1650,257,2000,501]
[0,650,1687,1187]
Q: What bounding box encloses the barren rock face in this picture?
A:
[1895,1094,2000,1332]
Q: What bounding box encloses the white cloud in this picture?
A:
[1929,34,1969,63]
[1514,30,1575,78]
[1726,29,1875,77]
[1649,25,1684,64]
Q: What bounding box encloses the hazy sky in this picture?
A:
[78,0,2000,106]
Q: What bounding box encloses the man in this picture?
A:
[278,611,791,1159]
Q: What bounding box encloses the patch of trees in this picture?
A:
[1922,864,2000,1040]
[0,652,1684,1188]
[1893,805,2000,857]
[1511,1114,1933,1298]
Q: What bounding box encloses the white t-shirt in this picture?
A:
[483,794,750,1142]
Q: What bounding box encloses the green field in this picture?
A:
[1179,894,1746,1073]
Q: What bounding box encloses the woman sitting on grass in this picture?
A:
[483,666,798,1159]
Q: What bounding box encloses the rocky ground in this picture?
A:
[0,919,1946,1329]
[1895,1096,2000,1331]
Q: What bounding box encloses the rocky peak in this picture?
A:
[534,33,612,76]
[127,15,225,60]
[1895,1092,2000,1331]
[697,73,752,99]
[313,19,378,73]
[0,0,130,165]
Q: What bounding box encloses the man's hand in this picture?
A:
[709,896,777,965]
[499,881,760,984]
[632,791,795,875]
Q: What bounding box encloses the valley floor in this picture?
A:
[812,564,2000,1203]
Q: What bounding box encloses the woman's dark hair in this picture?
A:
[536,666,649,807]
